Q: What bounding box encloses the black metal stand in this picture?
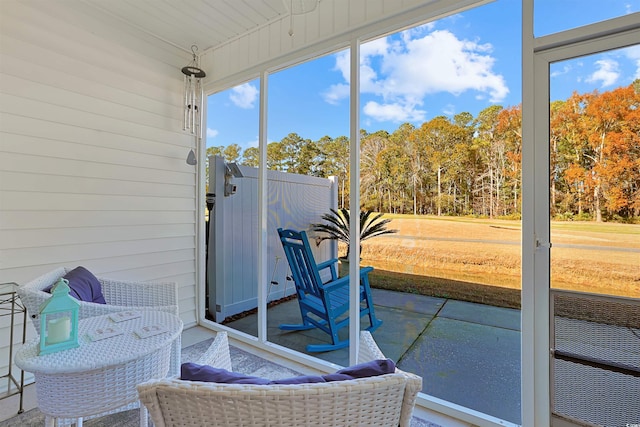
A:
[0,282,26,414]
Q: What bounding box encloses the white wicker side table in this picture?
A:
[15,311,182,427]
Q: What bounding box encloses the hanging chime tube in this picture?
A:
[183,74,190,132]
[187,75,194,134]
[194,78,203,138]
[182,45,206,137]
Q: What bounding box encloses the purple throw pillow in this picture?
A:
[334,358,396,378]
[44,266,107,304]
[270,375,327,384]
[181,363,271,384]
[181,358,396,385]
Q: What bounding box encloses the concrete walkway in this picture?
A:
[225,288,522,425]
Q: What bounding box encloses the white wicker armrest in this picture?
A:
[193,332,232,370]
[358,331,387,363]
[397,370,423,426]
[358,331,423,427]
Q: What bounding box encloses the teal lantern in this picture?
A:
[38,278,80,355]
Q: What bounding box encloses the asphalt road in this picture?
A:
[384,233,640,252]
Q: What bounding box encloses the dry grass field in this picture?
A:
[354,215,640,308]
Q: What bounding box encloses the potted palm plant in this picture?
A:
[311,208,397,262]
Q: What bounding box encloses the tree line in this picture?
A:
[208,81,640,222]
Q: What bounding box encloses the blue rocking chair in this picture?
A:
[277,228,383,352]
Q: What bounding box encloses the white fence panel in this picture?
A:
[208,156,337,322]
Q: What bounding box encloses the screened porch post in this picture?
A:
[257,70,269,343]
[348,38,361,366]
[522,0,552,425]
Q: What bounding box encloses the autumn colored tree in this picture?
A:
[551,95,587,217]
[558,84,640,221]
[208,82,638,222]
[495,105,523,214]
[582,84,640,219]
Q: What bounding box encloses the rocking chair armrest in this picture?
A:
[320,275,350,292]
[321,265,375,292]
[359,266,374,275]
[316,258,339,281]
[316,258,338,270]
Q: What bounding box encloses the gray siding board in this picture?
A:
[0,115,188,162]
[0,93,184,146]
[0,211,193,229]
[1,237,194,268]
[2,172,192,199]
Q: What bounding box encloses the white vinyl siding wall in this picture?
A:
[0,0,198,377]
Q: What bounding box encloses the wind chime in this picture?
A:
[286,0,320,36]
[182,45,206,165]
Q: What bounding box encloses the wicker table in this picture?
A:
[15,311,182,427]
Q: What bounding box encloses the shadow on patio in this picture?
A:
[224,287,522,425]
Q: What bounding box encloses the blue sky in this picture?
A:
[206,0,639,151]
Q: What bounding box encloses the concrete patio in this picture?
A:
[225,288,522,425]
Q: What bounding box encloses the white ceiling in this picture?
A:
[82,0,294,54]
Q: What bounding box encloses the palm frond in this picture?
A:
[361,212,397,241]
[311,208,397,256]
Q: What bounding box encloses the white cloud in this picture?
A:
[206,128,219,138]
[363,101,426,123]
[229,83,258,109]
[400,22,436,42]
[442,104,456,116]
[624,45,640,79]
[551,64,572,78]
[324,28,509,123]
[384,30,508,102]
[322,83,349,105]
[334,49,351,82]
[586,59,620,87]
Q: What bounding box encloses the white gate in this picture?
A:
[207,155,337,322]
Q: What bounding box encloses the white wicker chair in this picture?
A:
[17,267,181,376]
[138,331,423,427]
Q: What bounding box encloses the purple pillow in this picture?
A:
[181,363,271,384]
[334,358,396,378]
[181,359,396,385]
[270,375,328,384]
[44,267,107,304]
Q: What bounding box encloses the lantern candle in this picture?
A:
[47,316,71,344]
